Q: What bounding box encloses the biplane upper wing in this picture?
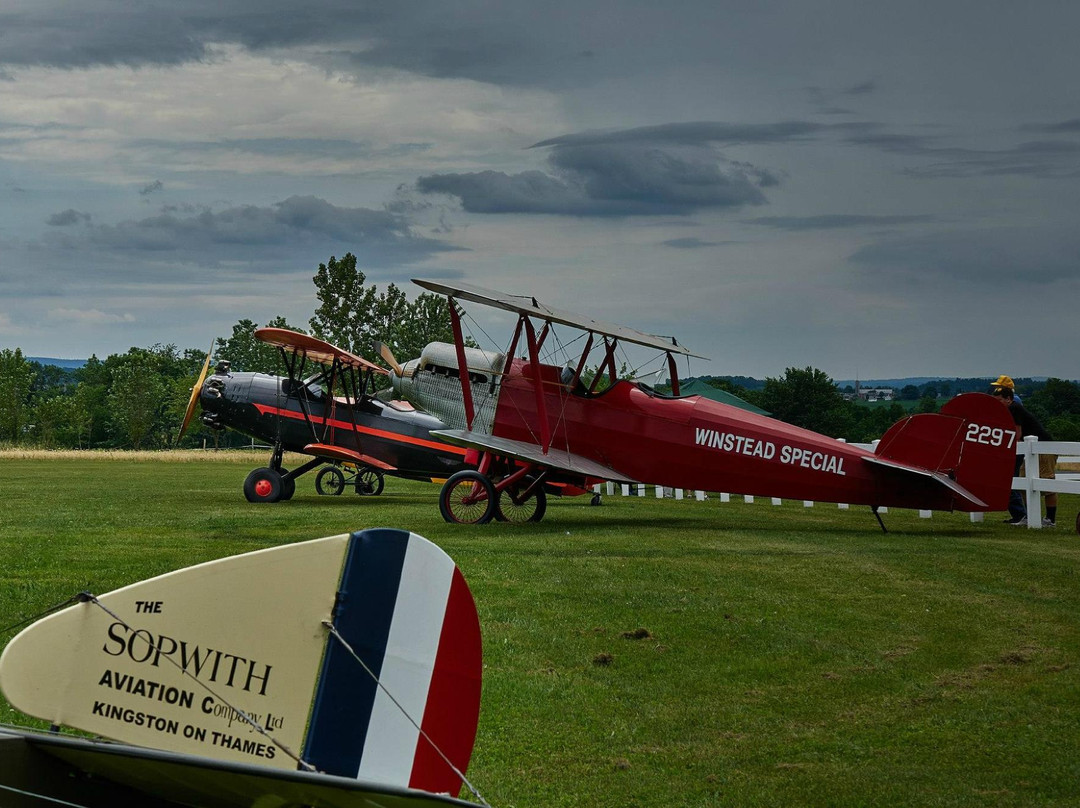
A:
[255,328,389,375]
[413,279,709,360]
[431,429,638,484]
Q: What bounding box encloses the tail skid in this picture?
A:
[871,393,1017,512]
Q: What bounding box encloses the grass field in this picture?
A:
[1,453,1079,806]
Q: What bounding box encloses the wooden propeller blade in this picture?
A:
[177,341,214,444]
[374,340,403,375]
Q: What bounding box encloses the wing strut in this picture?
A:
[667,351,680,396]
[522,316,551,454]
[448,299,476,430]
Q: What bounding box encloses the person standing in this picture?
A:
[992,377,1058,527]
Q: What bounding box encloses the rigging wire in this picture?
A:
[322,621,490,807]
[82,594,315,772]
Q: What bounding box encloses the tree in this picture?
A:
[309,253,458,364]
[0,348,36,444]
[108,359,166,448]
[758,367,852,437]
[309,253,379,355]
[219,317,301,374]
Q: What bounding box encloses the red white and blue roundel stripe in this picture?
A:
[302,529,482,797]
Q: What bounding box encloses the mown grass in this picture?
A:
[1,453,1078,806]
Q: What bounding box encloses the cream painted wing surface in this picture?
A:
[0,528,483,800]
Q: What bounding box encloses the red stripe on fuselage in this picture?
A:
[252,404,468,456]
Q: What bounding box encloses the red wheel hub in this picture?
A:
[255,479,273,497]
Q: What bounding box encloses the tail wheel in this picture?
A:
[439,471,497,524]
[495,481,547,523]
[316,465,346,495]
[244,467,283,503]
[356,468,385,496]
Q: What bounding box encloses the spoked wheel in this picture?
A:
[243,467,283,503]
[316,465,346,496]
[356,468,385,496]
[439,471,497,524]
[495,480,547,523]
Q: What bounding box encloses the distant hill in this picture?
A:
[28,357,86,369]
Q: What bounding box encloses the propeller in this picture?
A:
[177,340,215,445]
[374,341,403,376]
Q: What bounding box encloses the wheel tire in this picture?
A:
[243,467,283,503]
[355,468,385,496]
[495,482,547,523]
[316,466,346,496]
[439,471,496,524]
[590,493,602,507]
[279,469,296,501]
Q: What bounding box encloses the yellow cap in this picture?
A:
[991,374,1014,390]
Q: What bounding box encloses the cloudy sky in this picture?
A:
[2,1,1078,379]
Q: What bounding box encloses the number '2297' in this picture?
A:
[965,423,1016,448]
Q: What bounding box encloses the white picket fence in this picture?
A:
[596,436,1080,530]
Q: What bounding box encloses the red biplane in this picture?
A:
[178,328,470,502]
[378,280,1018,526]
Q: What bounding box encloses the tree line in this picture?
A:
[4,256,1080,449]
[701,368,1080,443]
[0,254,455,449]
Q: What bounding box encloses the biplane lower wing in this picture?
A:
[304,442,395,471]
[0,727,473,808]
[430,429,638,484]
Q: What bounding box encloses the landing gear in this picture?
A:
[244,467,283,503]
[356,468,385,496]
[439,471,497,524]
[495,479,547,522]
[438,458,553,524]
[316,465,346,495]
[314,463,385,496]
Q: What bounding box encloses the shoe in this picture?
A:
[1006,516,1027,526]
[1041,517,1056,528]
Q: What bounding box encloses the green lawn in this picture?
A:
[1,454,1078,806]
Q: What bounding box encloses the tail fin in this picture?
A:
[872,392,1017,511]
[0,529,482,798]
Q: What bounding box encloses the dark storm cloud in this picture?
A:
[417,122,797,216]
[0,1,734,89]
[850,227,1080,286]
[530,121,827,150]
[44,195,458,267]
[139,180,164,196]
[745,214,935,231]
[661,237,724,249]
[46,209,92,226]
[1020,118,1080,134]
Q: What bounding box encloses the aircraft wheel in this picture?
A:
[316,466,346,496]
[356,468,385,496]
[590,493,602,506]
[243,467,283,503]
[495,482,547,523]
[439,471,496,524]
[279,470,296,501]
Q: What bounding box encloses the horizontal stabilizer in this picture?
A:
[863,455,987,508]
[431,429,638,483]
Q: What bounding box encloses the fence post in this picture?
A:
[1022,436,1042,529]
